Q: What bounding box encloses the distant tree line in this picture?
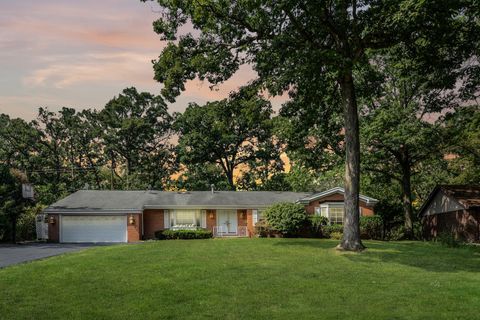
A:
[0,83,479,242]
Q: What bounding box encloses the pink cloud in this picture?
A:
[23,52,158,88]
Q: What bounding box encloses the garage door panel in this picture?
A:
[61,216,127,243]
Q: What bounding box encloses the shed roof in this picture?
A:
[438,185,480,208]
[418,185,480,216]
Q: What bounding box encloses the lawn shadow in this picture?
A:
[274,238,480,273]
[349,241,480,273]
[271,238,336,249]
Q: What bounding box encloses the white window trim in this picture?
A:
[168,209,203,228]
[252,209,258,225]
[201,209,207,228]
[316,202,345,224]
[164,209,170,229]
[314,203,363,225]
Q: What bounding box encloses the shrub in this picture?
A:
[322,224,343,239]
[413,222,423,240]
[16,204,46,242]
[306,216,329,238]
[254,220,280,238]
[387,222,422,241]
[360,216,383,240]
[437,232,462,248]
[264,202,308,236]
[387,225,407,241]
[330,231,343,240]
[155,229,212,240]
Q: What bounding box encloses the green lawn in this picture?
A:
[1,239,480,320]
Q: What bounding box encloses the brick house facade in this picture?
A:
[44,187,378,243]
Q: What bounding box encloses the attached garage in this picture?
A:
[61,215,127,243]
[44,190,146,243]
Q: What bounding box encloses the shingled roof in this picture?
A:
[44,190,312,213]
[418,185,480,217]
[439,185,480,208]
[44,188,379,214]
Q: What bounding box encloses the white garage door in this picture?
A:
[61,215,127,243]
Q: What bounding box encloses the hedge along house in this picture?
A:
[44,187,378,243]
[420,185,480,242]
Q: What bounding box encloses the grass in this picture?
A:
[1,239,480,320]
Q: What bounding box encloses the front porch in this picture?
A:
[212,209,250,238]
[159,208,254,238]
[213,226,249,237]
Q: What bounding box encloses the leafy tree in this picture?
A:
[0,166,30,242]
[32,107,68,193]
[0,114,41,177]
[442,106,480,184]
[236,140,286,191]
[56,108,105,190]
[174,86,277,190]
[144,0,477,250]
[359,36,480,238]
[173,163,231,191]
[361,105,441,238]
[283,165,320,192]
[275,86,344,171]
[99,87,174,189]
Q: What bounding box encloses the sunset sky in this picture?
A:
[0,0,284,120]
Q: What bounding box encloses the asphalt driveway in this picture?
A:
[0,243,112,268]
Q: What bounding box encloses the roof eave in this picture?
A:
[298,187,378,206]
[43,208,143,215]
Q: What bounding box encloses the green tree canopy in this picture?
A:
[143,0,478,250]
[99,87,175,189]
[174,86,277,190]
[442,105,480,184]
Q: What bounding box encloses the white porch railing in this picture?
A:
[213,226,248,237]
[171,224,197,230]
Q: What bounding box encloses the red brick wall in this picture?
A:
[206,209,216,232]
[423,209,480,242]
[48,214,59,242]
[304,193,375,216]
[127,213,142,242]
[143,209,164,239]
[246,209,254,237]
[361,206,374,216]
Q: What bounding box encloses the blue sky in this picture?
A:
[0,0,269,120]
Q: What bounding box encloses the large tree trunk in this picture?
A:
[400,152,414,239]
[226,171,235,191]
[337,71,365,252]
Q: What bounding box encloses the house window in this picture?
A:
[253,209,265,225]
[169,209,204,229]
[315,203,344,224]
[314,206,328,217]
[328,205,344,224]
[257,210,265,222]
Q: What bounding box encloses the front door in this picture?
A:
[217,209,238,234]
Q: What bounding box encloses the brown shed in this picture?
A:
[420,185,480,242]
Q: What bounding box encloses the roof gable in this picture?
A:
[419,185,480,216]
[297,187,378,205]
[420,190,465,216]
